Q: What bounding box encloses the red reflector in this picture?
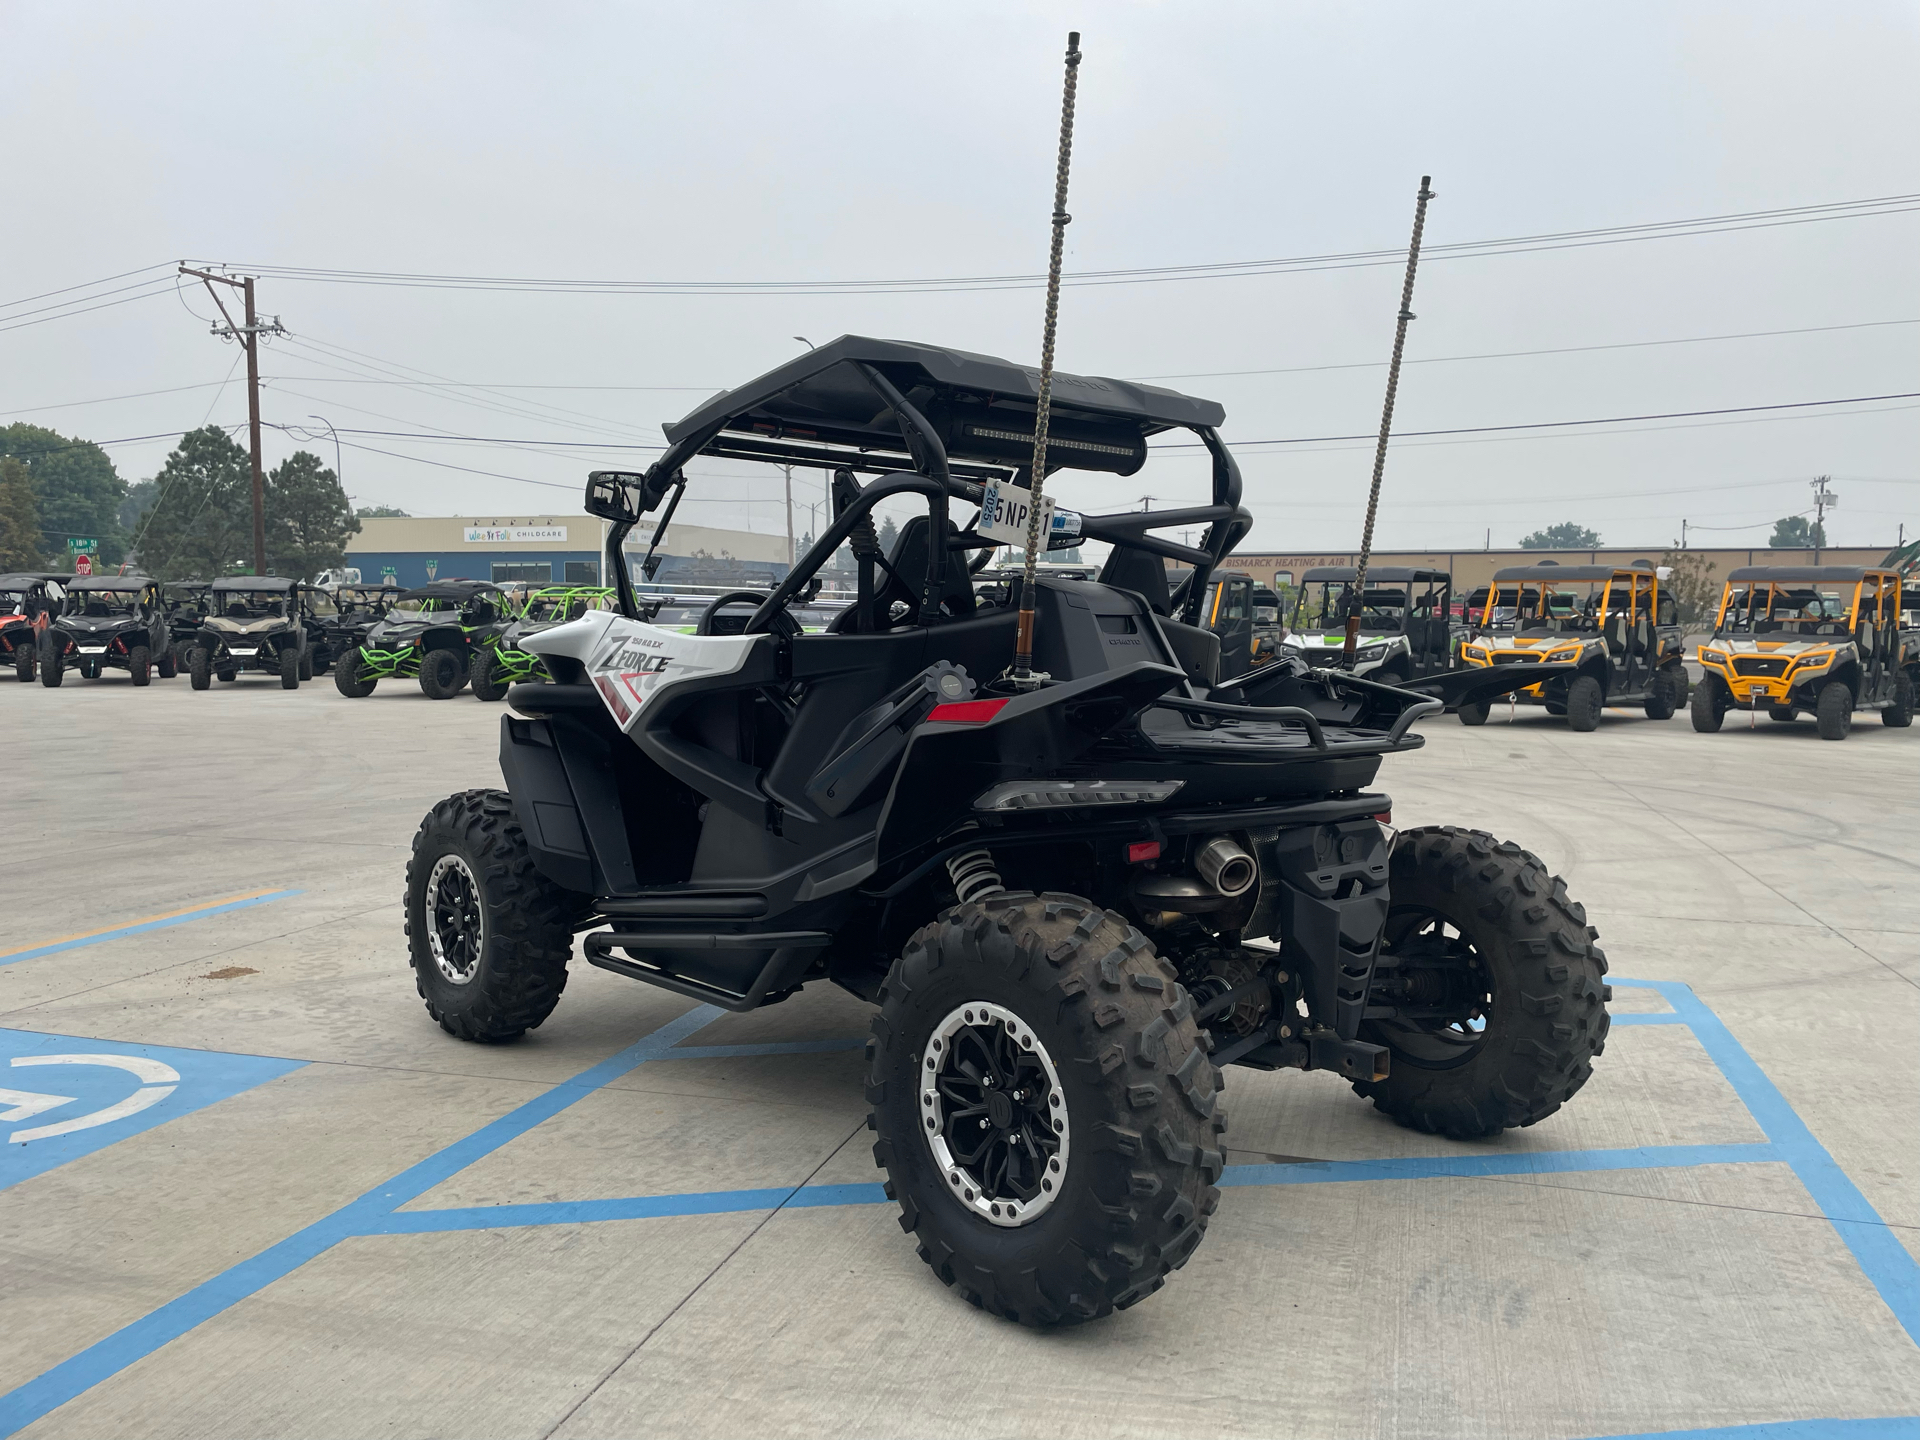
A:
[1372,811,1392,823]
[927,698,1010,725]
[1127,840,1161,864]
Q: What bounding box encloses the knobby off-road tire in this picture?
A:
[333,651,377,698]
[1643,668,1678,720]
[1457,698,1490,727]
[38,636,62,688]
[14,642,34,683]
[405,788,586,1042]
[1885,673,1915,728]
[188,646,211,690]
[1816,681,1853,741]
[1691,673,1729,732]
[1353,826,1611,1140]
[1767,705,1798,723]
[298,649,313,681]
[279,646,301,690]
[156,646,177,679]
[217,667,236,682]
[418,646,468,699]
[80,657,100,680]
[469,646,509,702]
[129,645,151,686]
[868,892,1226,1326]
[1565,674,1604,732]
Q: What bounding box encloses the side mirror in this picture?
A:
[585,471,646,523]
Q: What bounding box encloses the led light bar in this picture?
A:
[966,425,1138,458]
[974,779,1184,812]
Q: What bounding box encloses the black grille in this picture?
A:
[1496,652,1542,663]
[1732,656,1789,677]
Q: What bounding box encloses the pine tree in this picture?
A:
[268,450,361,579]
[0,457,45,571]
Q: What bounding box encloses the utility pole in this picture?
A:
[179,266,287,575]
[783,463,795,566]
[1681,518,1688,550]
[1809,475,1837,563]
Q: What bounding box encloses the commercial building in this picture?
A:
[346,515,789,590]
[1220,545,1893,596]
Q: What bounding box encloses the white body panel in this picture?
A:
[522,612,759,732]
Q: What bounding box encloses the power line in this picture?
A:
[0,280,178,336]
[1157,391,1920,448]
[0,262,176,313]
[184,192,1920,298]
[1127,318,1920,381]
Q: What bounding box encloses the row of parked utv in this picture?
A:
[0,572,610,698]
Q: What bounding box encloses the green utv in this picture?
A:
[469,585,614,701]
[333,580,513,699]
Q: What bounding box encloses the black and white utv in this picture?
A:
[404,337,1611,1325]
[188,576,311,690]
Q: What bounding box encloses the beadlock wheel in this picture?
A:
[425,853,484,985]
[921,1001,1071,1227]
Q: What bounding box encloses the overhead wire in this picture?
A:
[184,193,1920,298]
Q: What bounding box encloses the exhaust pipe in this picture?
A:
[1193,836,1257,898]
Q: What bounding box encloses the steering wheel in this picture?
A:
[696,590,801,638]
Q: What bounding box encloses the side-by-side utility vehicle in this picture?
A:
[335,580,511,699]
[305,583,401,675]
[188,576,312,689]
[402,337,1611,1326]
[40,575,173,686]
[1692,566,1914,739]
[470,585,615,700]
[1457,563,1687,728]
[1,573,70,681]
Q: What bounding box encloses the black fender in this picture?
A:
[497,713,636,895]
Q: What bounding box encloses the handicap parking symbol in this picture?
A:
[0,1029,304,1191]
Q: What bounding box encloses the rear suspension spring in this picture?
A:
[946,848,1004,905]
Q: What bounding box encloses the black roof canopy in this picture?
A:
[210,575,299,593]
[396,580,501,603]
[661,335,1225,479]
[1492,564,1648,583]
[67,574,154,592]
[1725,565,1889,584]
[1300,566,1450,584]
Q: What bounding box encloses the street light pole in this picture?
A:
[308,414,343,491]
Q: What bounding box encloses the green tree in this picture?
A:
[133,426,255,581]
[1520,522,1602,550]
[0,457,46,571]
[355,504,410,518]
[1659,546,1719,627]
[119,478,158,531]
[268,450,360,579]
[0,423,128,564]
[1768,515,1825,549]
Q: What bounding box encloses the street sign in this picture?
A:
[73,554,93,576]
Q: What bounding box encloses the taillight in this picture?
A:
[927,698,1009,725]
[1127,840,1161,864]
[592,673,632,724]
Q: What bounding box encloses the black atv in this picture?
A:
[403,337,1611,1326]
[1,573,71,682]
[335,580,510,699]
[305,582,400,676]
[163,581,213,674]
[40,574,174,686]
[186,576,312,690]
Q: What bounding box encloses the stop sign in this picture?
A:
[74,554,93,576]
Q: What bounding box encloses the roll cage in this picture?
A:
[1479,565,1674,638]
[1713,566,1902,638]
[585,335,1249,638]
[1291,566,1451,634]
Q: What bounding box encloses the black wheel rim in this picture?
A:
[425,853,484,985]
[1372,907,1495,1068]
[921,1002,1069,1227]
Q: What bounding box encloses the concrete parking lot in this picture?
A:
[2,673,1915,1440]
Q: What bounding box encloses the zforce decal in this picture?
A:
[584,623,756,731]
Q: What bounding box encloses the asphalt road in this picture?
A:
[1,670,1915,1439]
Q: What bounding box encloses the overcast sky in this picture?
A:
[4,0,1916,553]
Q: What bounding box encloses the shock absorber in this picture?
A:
[946,848,1004,905]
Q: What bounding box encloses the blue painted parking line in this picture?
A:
[2,982,1914,1438]
[0,889,302,968]
[0,1029,304,1192]
[1597,1418,1920,1439]
[1608,1012,1686,1026]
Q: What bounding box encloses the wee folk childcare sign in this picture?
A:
[464,526,568,544]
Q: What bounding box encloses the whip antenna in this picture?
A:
[1011,29,1083,689]
[1343,175,1435,666]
